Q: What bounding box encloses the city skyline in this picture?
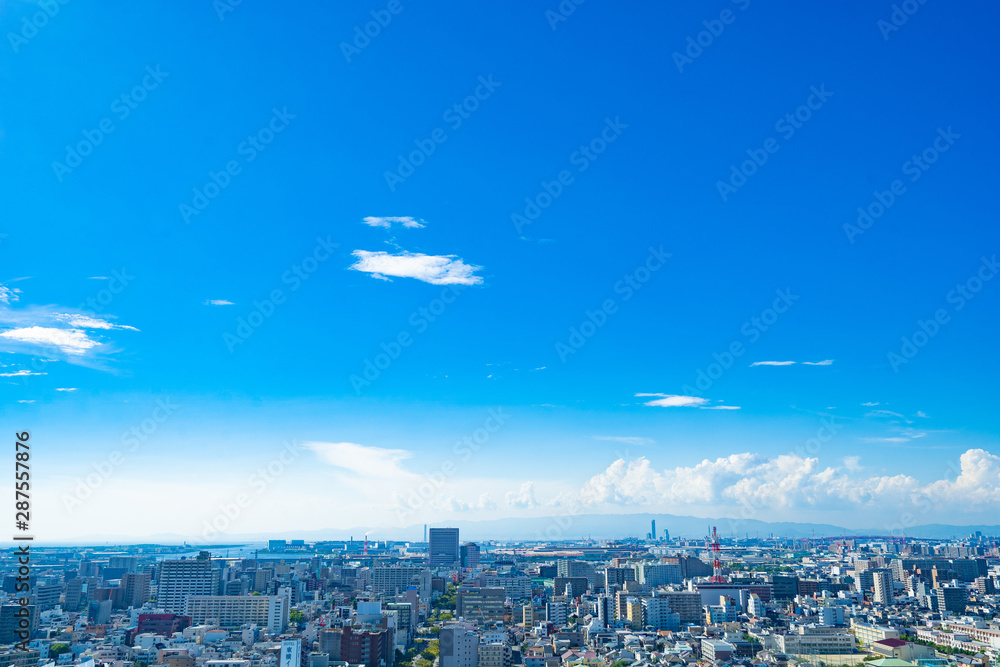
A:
[2,0,1000,542]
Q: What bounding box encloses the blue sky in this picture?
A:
[1,0,999,541]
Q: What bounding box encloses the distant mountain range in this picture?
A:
[37,512,999,546]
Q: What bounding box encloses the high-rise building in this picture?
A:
[604,567,636,591]
[121,572,152,609]
[936,586,969,615]
[428,528,460,567]
[873,570,894,605]
[340,626,389,667]
[158,555,215,614]
[460,543,480,569]
[651,520,656,541]
[636,563,682,587]
[642,592,680,631]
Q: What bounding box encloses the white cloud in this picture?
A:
[915,410,928,418]
[0,285,21,304]
[204,299,235,306]
[505,481,538,508]
[0,327,101,355]
[565,448,1000,518]
[53,313,139,331]
[17,400,35,404]
[636,393,709,408]
[701,405,741,410]
[362,216,426,229]
[350,250,483,285]
[861,401,880,406]
[305,441,415,480]
[439,493,497,512]
[751,360,833,367]
[0,369,47,377]
[88,276,110,280]
[55,387,77,392]
[594,436,655,446]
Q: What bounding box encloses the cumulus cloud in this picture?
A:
[506,482,538,508]
[349,250,483,285]
[204,299,234,306]
[566,448,1000,518]
[362,216,426,229]
[637,393,709,408]
[439,493,497,512]
[751,360,833,367]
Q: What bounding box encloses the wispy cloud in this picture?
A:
[55,387,77,392]
[305,441,415,480]
[0,327,101,356]
[751,359,833,367]
[636,393,709,408]
[349,250,483,285]
[701,405,741,410]
[594,436,655,446]
[0,285,22,305]
[16,400,35,404]
[204,299,235,306]
[362,216,426,229]
[0,369,47,377]
[861,401,880,406]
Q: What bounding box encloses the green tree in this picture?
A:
[290,609,306,626]
[49,645,71,658]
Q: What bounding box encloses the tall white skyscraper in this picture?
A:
[157,554,215,614]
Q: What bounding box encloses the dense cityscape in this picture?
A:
[1,525,998,667]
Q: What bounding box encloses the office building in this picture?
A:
[479,642,512,667]
[121,571,152,609]
[457,586,505,622]
[460,542,481,569]
[636,563,682,587]
[429,528,461,567]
